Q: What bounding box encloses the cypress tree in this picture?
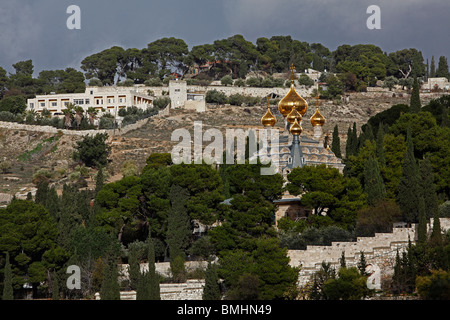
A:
[376,123,386,167]
[51,271,59,300]
[430,209,442,246]
[2,252,13,300]
[167,184,191,261]
[357,251,368,276]
[148,236,160,300]
[364,155,386,206]
[419,158,438,219]
[410,78,421,113]
[202,261,221,300]
[95,167,105,195]
[100,259,120,300]
[430,56,436,78]
[345,126,354,158]
[127,244,140,290]
[331,125,342,158]
[397,126,420,223]
[339,251,346,268]
[136,236,160,300]
[417,196,428,244]
[352,122,359,154]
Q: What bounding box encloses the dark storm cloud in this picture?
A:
[0,0,448,75]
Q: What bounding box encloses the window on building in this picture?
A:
[74,99,84,105]
[40,102,46,107]
[85,99,90,104]
[30,103,34,109]
[51,102,57,107]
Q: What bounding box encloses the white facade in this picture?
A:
[27,86,154,116]
[169,80,206,112]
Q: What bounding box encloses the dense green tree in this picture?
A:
[145,37,189,78]
[355,200,402,237]
[0,200,65,298]
[95,175,143,243]
[286,164,366,230]
[0,95,27,115]
[218,238,298,300]
[308,262,336,300]
[322,267,371,300]
[417,270,450,300]
[73,133,111,168]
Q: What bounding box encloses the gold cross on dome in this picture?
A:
[315,92,320,107]
[290,64,295,81]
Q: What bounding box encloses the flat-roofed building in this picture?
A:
[27,86,154,116]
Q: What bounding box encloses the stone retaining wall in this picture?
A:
[288,218,450,287]
[95,280,205,300]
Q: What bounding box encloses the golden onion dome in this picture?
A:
[261,101,277,127]
[310,108,326,127]
[289,118,303,135]
[287,106,302,124]
[310,92,325,127]
[278,64,308,117]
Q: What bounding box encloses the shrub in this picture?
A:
[206,90,228,104]
[220,75,233,86]
[153,97,171,109]
[145,77,163,87]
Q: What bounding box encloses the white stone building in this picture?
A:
[169,80,206,112]
[27,86,154,116]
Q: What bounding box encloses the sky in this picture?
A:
[0,0,449,76]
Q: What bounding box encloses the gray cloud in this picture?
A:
[0,0,448,75]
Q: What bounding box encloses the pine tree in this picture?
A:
[202,261,221,300]
[397,126,420,223]
[2,252,13,300]
[331,125,342,158]
[364,155,386,206]
[410,77,421,113]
